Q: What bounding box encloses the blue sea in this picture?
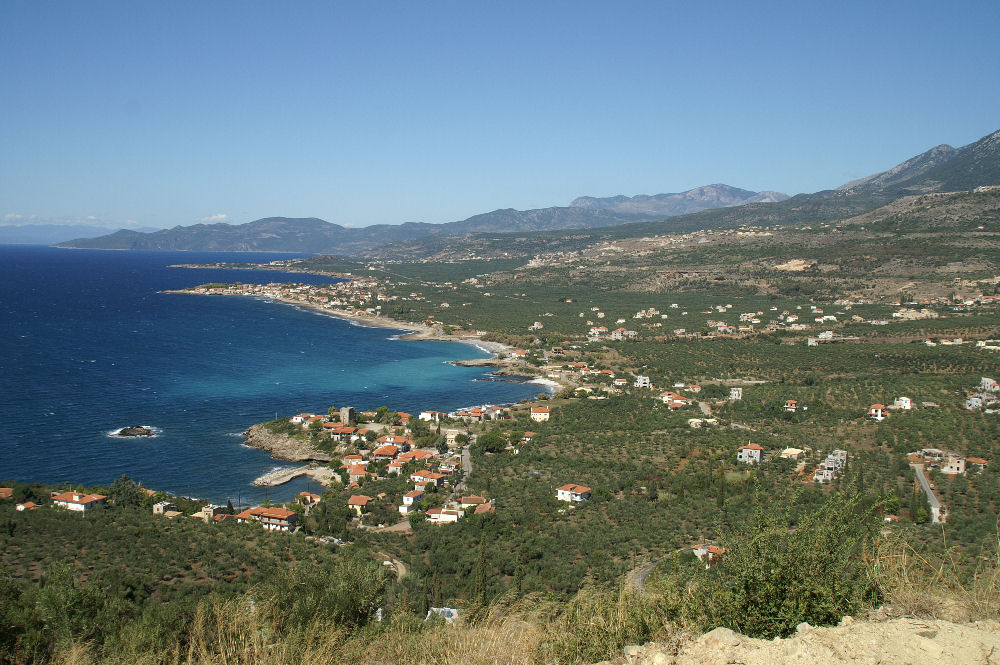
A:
[0,245,543,504]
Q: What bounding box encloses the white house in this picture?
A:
[868,404,888,421]
[530,406,551,422]
[737,443,763,464]
[634,375,651,389]
[426,508,462,523]
[556,483,592,502]
[51,491,106,512]
[892,396,912,410]
[941,455,967,475]
[813,449,848,483]
[981,377,999,393]
[729,387,743,401]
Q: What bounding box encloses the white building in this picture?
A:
[892,396,912,410]
[51,491,106,512]
[530,406,551,422]
[556,483,591,502]
[737,443,763,464]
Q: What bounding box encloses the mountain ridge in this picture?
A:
[58,184,782,253]
[57,127,1000,255]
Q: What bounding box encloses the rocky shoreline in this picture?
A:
[242,423,332,462]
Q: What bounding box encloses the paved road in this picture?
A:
[911,463,946,523]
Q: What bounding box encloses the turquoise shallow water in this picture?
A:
[0,246,542,504]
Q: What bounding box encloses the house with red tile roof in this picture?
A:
[658,392,692,409]
[473,503,496,515]
[693,544,725,567]
[869,404,888,421]
[0,488,12,500]
[410,470,446,488]
[737,443,764,464]
[556,484,591,502]
[530,406,551,422]
[235,506,298,532]
[347,495,375,517]
[51,491,106,512]
[372,444,400,461]
[458,495,487,508]
[345,464,373,484]
[296,491,321,506]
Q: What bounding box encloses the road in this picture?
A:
[626,547,689,595]
[911,463,946,523]
[697,401,712,416]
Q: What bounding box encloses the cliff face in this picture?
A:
[242,423,332,462]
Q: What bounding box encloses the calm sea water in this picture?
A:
[0,245,542,504]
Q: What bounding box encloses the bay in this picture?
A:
[0,245,542,504]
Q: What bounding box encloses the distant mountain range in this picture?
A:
[56,128,999,256]
[56,184,789,254]
[0,224,159,245]
[570,184,788,216]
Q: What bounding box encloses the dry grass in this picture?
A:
[873,528,1000,622]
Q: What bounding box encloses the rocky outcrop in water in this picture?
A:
[117,425,154,437]
[242,423,332,462]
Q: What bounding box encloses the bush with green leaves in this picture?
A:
[677,488,882,638]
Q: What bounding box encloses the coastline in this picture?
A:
[163,286,517,353]
[164,280,570,480]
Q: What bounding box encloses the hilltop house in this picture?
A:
[868,404,888,421]
[556,484,592,502]
[784,399,798,412]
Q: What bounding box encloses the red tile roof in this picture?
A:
[51,491,106,505]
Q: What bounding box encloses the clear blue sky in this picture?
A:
[1,1,998,230]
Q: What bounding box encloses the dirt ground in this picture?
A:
[612,617,1000,665]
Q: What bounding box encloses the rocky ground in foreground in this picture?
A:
[608,617,1000,665]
